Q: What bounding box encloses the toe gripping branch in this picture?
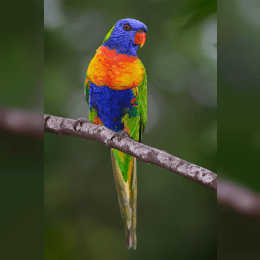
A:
[73,118,90,131]
[110,130,130,142]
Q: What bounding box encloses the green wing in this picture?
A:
[121,63,147,142]
[84,75,102,125]
[137,67,147,142]
[84,76,90,105]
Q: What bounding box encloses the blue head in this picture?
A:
[103,18,147,56]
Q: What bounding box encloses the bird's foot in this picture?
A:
[111,130,129,141]
[73,118,89,130]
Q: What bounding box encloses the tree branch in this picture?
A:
[3,110,259,215]
[0,107,43,139]
[218,179,260,218]
[44,114,217,191]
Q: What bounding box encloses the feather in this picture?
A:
[85,18,147,249]
[111,149,137,249]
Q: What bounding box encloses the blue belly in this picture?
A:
[89,83,135,132]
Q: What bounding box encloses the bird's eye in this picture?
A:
[123,24,130,30]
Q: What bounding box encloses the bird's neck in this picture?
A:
[103,38,138,56]
[97,46,138,62]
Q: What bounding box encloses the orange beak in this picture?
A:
[134,32,146,48]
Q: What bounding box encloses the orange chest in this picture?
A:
[87,46,145,90]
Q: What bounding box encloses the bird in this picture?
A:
[83,18,147,249]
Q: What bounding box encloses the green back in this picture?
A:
[102,24,115,44]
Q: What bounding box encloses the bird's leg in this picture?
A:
[111,130,130,141]
[73,118,90,131]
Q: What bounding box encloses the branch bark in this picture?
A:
[3,109,260,216]
[0,107,43,139]
[218,179,260,218]
[44,114,217,191]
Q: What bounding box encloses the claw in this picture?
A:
[111,130,129,141]
[73,118,89,130]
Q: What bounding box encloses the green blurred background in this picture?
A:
[218,0,260,259]
[44,0,217,259]
[0,0,43,259]
[1,0,260,259]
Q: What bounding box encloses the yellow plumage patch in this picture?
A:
[87,46,145,90]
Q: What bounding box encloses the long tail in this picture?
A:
[111,148,137,249]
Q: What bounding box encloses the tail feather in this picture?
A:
[130,157,137,249]
[111,148,137,249]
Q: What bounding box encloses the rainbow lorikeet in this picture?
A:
[85,18,147,249]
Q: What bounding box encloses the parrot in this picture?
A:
[83,18,147,249]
